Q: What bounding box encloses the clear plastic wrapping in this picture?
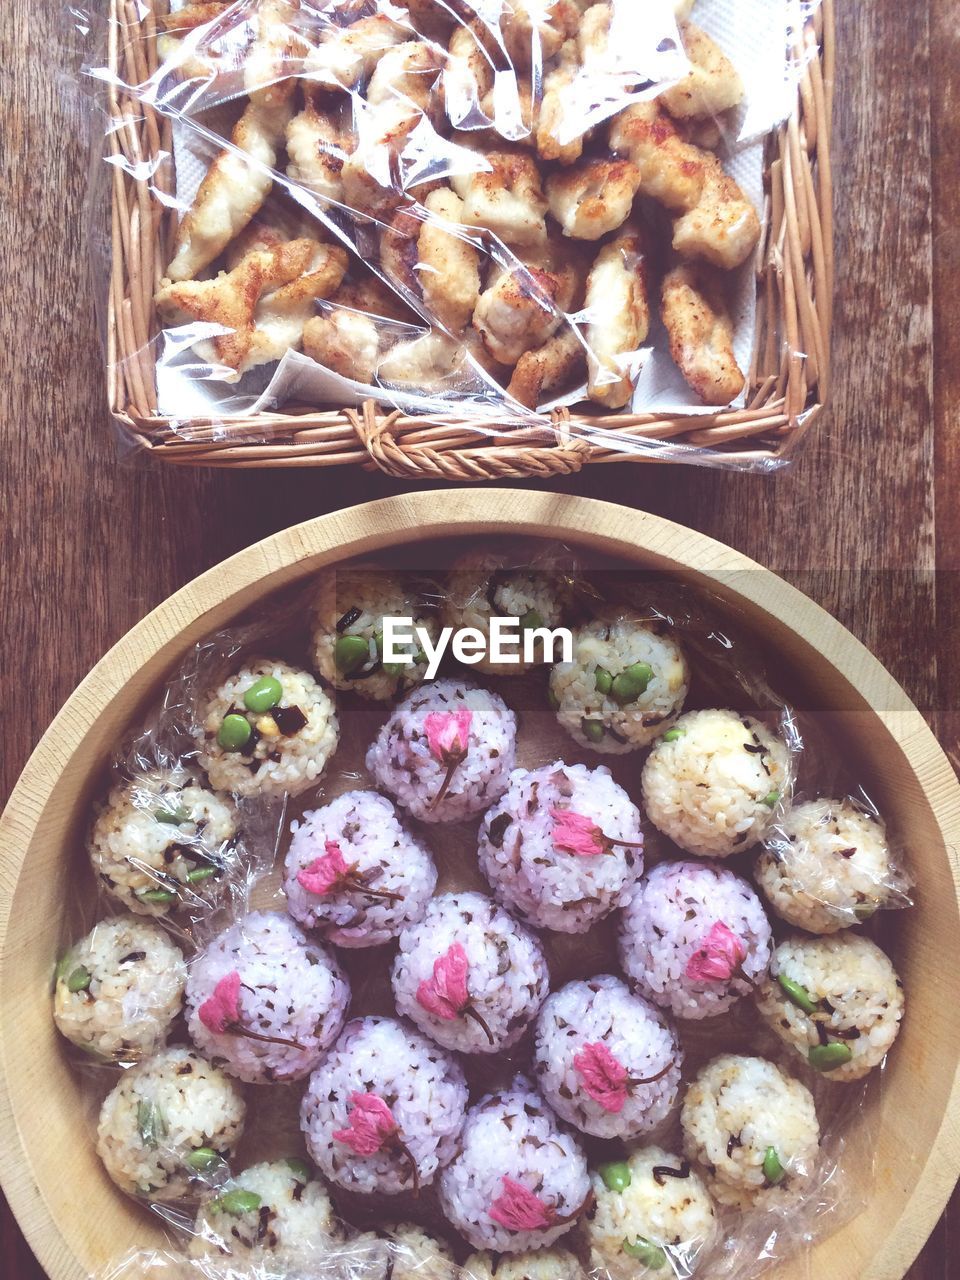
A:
[77,0,829,468]
[53,542,910,1280]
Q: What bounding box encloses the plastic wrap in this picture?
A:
[51,544,910,1280]
[78,0,826,467]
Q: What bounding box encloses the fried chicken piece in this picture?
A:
[286,93,351,205]
[545,158,642,240]
[418,188,482,333]
[479,76,536,147]
[380,206,424,297]
[473,262,575,365]
[246,241,349,368]
[660,262,744,405]
[451,150,549,248]
[661,22,744,120]
[157,3,235,80]
[366,40,442,113]
[303,308,382,384]
[501,0,586,68]
[672,152,761,270]
[302,13,409,90]
[537,47,585,165]
[443,21,496,129]
[243,0,301,109]
[376,329,471,390]
[608,102,706,213]
[166,98,293,282]
[584,228,650,409]
[336,273,421,323]
[507,327,585,408]
[157,238,336,376]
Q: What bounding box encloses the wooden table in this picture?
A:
[1,0,957,1275]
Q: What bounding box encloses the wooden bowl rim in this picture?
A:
[1,488,958,1280]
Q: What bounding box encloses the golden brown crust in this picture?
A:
[660,262,744,405]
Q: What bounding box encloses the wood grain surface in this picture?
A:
[0,0,956,1276]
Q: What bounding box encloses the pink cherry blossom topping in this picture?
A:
[297,840,349,896]
[489,1176,554,1231]
[574,1040,629,1113]
[332,1092,398,1156]
[685,921,747,983]
[416,942,470,1021]
[198,970,241,1034]
[424,706,472,764]
[550,807,605,857]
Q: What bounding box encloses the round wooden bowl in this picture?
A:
[1,490,958,1280]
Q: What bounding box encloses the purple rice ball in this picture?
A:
[283,790,437,948]
[185,912,349,1083]
[618,861,771,1020]
[533,975,682,1138]
[364,679,517,823]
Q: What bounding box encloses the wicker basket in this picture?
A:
[105,0,835,477]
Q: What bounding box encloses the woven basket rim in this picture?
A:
[104,0,835,475]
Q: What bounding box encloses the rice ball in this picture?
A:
[185,912,349,1084]
[365,679,517,823]
[351,1224,458,1280]
[463,1247,584,1279]
[189,1159,340,1264]
[478,761,643,933]
[89,768,239,917]
[392,892,549,1054]
[300,1016,468,1196]
[641,708,790,856]
[195,658,339,799]
[584,1146,717,1279]
[96,1047,246,1202]
[533,976,681,1138]
[284,790,437,947]
[755,797,910,933]
[619,861,772,1020]
[53,915,185,1062]
[549,616,689,754]
[438,1085,591,1254]
[681,1054,820,1209]
[755,932,905,1082]
[442,550,575,676]
[311,566,440,701]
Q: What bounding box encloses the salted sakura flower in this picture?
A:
[424,707,472,764]
[550,808,606,857]
[417,942,470,1021]
[574,1040,629,1112]
[685,921,747,982]
[198,970,241,1034]
[333,1092,398,1156]
[489,1176,554,1231]
[297,840,349,895]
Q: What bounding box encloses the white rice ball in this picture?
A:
[755,932,905,1082]
[96,1047,246,1201]
[442,550,574,676]
[351,1224,458,1280]
[463,1246,584,1279]
[439,1085,590,1253]
[619,861,771,1019]
[584,1145,717,1279]
[392,892,549,1054]
[549,616,689,753]
[533,976,681,1138]
[755,797,909,933]
[642,709,790,856]
[189,1159,340,1263]
[185,912,349,1084]
[195,658,339,799]
[365,679,517,823]
[53,914,185,1062]
[311,566,440,701]
[89,768,239,917]
[478,761,643,933]
[284,790,437,947]
[300,1016,468,1196]
[681,1054,820,1209]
